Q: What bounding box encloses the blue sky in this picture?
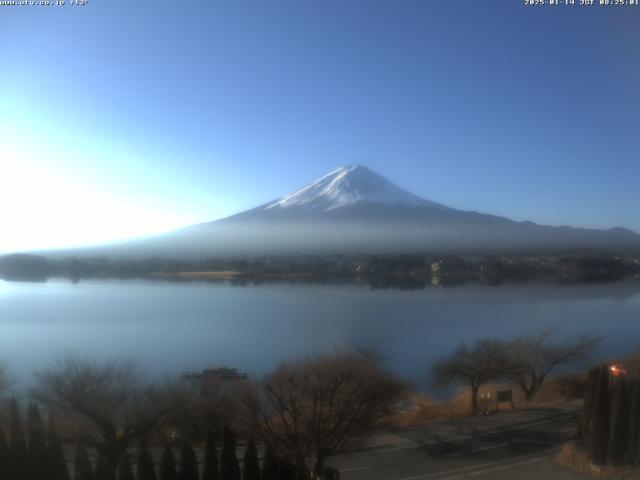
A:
[1,0,639,251]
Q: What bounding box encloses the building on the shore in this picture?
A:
[182,367,248,396]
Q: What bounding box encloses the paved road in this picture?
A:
[327,405,591,480]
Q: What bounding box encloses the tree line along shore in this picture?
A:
[1,252,639,285]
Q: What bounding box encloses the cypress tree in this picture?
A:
[260,447,278,480]
[27,402,47,480]
[159,445,178,480]
[242,440,260,480]
[220,426,240,480]
[202,430,219,480]
[48,413,71,480]
[95,453,116,480]
[0,425,11,480]
[137,443,158,480]
[580,368,599,448]
[10,398,29,480]
[277,458,296,480]
[607,377,631,465]
[628,380,640,465]
[74,444,95,480]
[117,454,135,480]
[588,365,611,464]
[178,441,199,480]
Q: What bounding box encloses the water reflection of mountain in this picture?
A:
[5,273,637,305]
[230,275,640,303]
[134,270,640,299]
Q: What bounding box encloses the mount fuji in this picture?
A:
[218,165,451,223]
[257,165,436,212]
[50,165,640,257]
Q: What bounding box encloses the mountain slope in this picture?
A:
[219,165,483,224]
[40,165,640,258]
[263,165,438,211]
[150,164,638,256]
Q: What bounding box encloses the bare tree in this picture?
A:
[163,378,242,441]
[32,355,174,471]
[502,331,600,402]
[431,339,507,416]
[0,360,11,398]
[243,350,405,477]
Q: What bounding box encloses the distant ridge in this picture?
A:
[33,165,640,258]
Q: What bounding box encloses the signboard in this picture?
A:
[496,389,513,403]
[495,389,514,412]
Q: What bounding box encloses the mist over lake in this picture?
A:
[1,278,639,394]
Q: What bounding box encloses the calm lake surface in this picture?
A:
[1,278,639,392]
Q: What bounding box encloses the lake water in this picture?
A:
[1,278,639,393]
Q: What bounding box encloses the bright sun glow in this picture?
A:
[0,143,189,254]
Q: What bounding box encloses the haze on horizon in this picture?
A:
[1,1,639,253]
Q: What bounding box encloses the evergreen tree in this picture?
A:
[242,440,260,480]
[159,445,178,480]
[202,430,219,480]
[0,425,11,480]
[628,380,640,465]
[137,443,158,480]
[588,365,611,464]
[48,413,71,480]
[607,376,631,465]
[10,398,29,480]
[178,441,199,480]
[117,454,135,480]
[277,458,296,480]
[95,453,116,480]
[27,402,48,480]
[260,447,278,480]
[580,368,599,449]
[74,444,95,480]
[220,426,240,480]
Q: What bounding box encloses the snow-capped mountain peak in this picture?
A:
[264,165,436,211]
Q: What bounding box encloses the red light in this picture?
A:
[610,365,626,377]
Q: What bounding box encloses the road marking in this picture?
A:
[461,457,543,478]
[337,443,420,456]
[431,458,544,480]
[337,412,577,458]
[426,429,474,440]
[460,413,578,438]
[391,447,559,480]
[395,464,494,480]
[341,466,371,472]
[444,443,509,457]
